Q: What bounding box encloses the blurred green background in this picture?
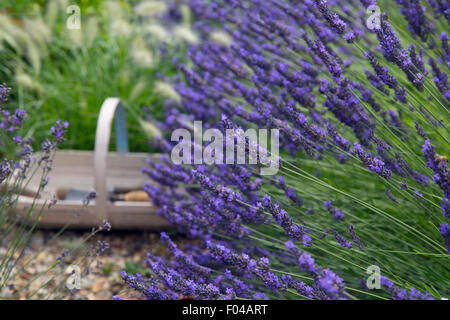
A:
[0,0,191,155]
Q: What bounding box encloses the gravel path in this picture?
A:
[1,229,186,300]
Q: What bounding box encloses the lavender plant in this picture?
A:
[122,0,449,300]
[0,82,73,297]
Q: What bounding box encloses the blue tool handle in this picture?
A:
[114,103,129,154]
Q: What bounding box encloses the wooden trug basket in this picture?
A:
[15,98,171,230]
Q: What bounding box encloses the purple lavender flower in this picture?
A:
[119,0,449,300]
[343,31,356,43]
[396,0,433,41]
[302,32,343,81]
[277,177,303,206]
[413,188,426,202]
[284,241,346,299]
[0,109,26,132]
[314,0,347,35]
[429,58,450,101]
[374,14,410,68]
[415,121,427,139]
[120,270,168,300]
[101,219,111,231]
[439,223,450,253]
[348,224,363,250]
[421,139,449,199]
[0,83,11,105]
[441,197,450,219]
[282,274,314,298]
[380,276,435,299]
[252,292,269,300]
[427,0,450,23]
[440,32,450,68]
[192,170,243,202]
[50,120,69,144]
[385,188,398,203]
[330,229,353,249]
[207,241,284,292]
[261,194,310,244]
[351,143,392,179]
[408,43,427,75]
[315,268,346,300]
[324,200,345,221]
[298,251,316,272]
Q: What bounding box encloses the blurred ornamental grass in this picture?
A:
[0,0,194,154]
[119,0,450,300]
